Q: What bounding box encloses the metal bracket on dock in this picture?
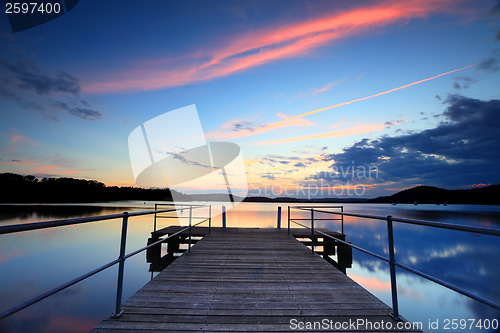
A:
[111,310,124,319]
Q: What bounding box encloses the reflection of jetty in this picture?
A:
[93,227,408,332]
[2,204,498,332]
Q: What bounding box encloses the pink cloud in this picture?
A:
[255,123,385,145]
[60,170,83,174]
[314,79,345,94]
[6,128,39,152]
[30,165,58,173]
[83,0,458,94]
[205,118,252,140]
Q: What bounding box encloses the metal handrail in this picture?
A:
[153,203,206,231]
[0,206,197,235]
[290,206,500,236]
[0,204,211,320]
[288,205,500,320]
[291,219,389,262]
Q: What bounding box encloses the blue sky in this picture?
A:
[1,0,499,198]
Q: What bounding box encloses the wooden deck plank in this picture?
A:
[92,228,421,332]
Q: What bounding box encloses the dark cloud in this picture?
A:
[384,119,405,127]
[81,99,92,107]
[307,171,337,181]
[476,57,499,72]
[453,76,477,89]
[51,100,103,121]
[232,120,256,132]
[317,95,500,188]
[11,159,21,162]
[68,108,103,121]
[1,60,80,95]
[0,59,103,121]
[293,162,306,168]
[495,30,500,42]
[487,2,500,17]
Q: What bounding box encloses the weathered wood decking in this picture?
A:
[92,228,421,332]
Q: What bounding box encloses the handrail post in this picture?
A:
[287,206,291,235]
[208,205,212,234]
[311,209,315,254]
[154,203,157,232]
[277,206,281,229]
[386,215,400,320]
[112,212,129,318]
[222,205,226,228]
[188,206,192,252]
[341,206,344,235]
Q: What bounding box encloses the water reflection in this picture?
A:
[0,205,126,225]
[311,204,500,332]
[0,202,498,332]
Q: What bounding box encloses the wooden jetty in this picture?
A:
[145,226,352,274]
[92,227,421,332]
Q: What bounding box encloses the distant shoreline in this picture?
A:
[1,173,499,205]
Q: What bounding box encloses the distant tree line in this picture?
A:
[0,173,187,203]
[370,185,500,205]
[2,172,497,204]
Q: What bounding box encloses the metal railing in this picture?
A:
[0,204,211,320]
[152,203,213,233]
[288,205,500,320]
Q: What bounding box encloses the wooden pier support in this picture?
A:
[146,226,352,273]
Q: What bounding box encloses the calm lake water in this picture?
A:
[0,202,499,333]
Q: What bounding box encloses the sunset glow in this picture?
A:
[1,0,499,197]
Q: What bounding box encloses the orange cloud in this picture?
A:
[235,63,474,138]
[206,114,313,140]
[276,113,314,127]
[83,0,457,94]
[256,123,385,145]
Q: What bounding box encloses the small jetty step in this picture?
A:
[92,228,421,332]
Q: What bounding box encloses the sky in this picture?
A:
[0,0,499,198]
